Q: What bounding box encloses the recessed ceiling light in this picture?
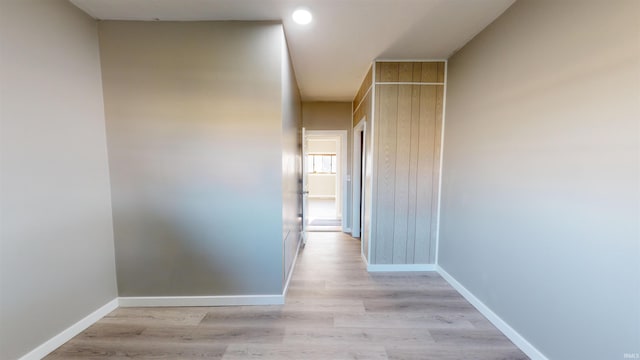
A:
[292,8,312,25]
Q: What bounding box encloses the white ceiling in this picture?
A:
[70,0,515,101]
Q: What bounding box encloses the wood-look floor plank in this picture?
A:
[100,307,208,326]
[363,298,476,313]
[139,325,286,344]
[286,287,460,300]
[283,326,435,346]
[48,340,227,359]
[282,298,366,314]
[334,312,476,330]
[385,344,529,360]
[221,343,388,360]
[200,309,334,328]
[78,323,146,339]
[44,232,527,360]
[429,328,518,347]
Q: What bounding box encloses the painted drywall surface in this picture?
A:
[99,21,284,296]
[0,1,117,358]
[302,102,353,228]
[439,1,640,359]
[303,102,353,131]
[308,175,337,198]
[281,30,302,284]
[308,139,338,153]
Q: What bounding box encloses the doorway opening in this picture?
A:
[351,119,365,239]
[304,130,347,232]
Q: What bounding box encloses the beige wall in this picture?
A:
[308,139,338,153]
[303,102,353,131]
[0,1,117,358]
[308,175,337,197]
[440,0,640,359]
[99,21,288,296]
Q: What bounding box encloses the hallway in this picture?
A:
[47,233,527,359]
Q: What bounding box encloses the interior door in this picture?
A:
[301,127,309,245]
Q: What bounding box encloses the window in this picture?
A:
[307,154,336,174]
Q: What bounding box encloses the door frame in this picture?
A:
[351,118,366,239]
[301,127,308,245]
[304,130,349,232]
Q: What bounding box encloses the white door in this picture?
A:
[301,127,309,245]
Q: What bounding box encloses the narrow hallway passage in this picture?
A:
[47,232,527,359]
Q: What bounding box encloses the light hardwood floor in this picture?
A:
[47,232,528,359]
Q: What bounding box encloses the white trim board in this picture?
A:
[361,251,370,267]
[352,85,372,115]
[308,195,337,199]
[18,298,118,360]
[375,82,444,86]
[374,58,448,62]
[282,236,303,298]
[352,118,366,240]
[436,265,549,360]
[120,236,306,308]
[434,60,448,265]
[367,263,437,272]
[118,294,284,307]
[367,61,376,264]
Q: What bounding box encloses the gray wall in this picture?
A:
[281,33,303,282]
[0,1,118,358]
[439,1,640,359]
[302,102,353,229]
[99,21,287,296]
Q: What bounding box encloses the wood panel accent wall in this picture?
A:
[371,61,445,264]
[353,66,372,111]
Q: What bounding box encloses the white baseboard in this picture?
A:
[361,252,436,272]
[282,237,303,298]
[308,195,336,199]
[119,237,306,308]
[19,298,118,360]
[120,236,306,308]
[118,294,284,307]
[367,263,437,272]
[361,251,369,266]
[436,265,549,360]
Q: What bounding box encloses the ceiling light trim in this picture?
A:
[292,8,312,25]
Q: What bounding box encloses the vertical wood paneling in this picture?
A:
[353,66,372,109]
[429,85,444,262]
[414,84,437,264]
[437,62,445,83]
[371,61,444,265]
[421,62,439,83]
[391,64,413,263]
[406,63,423,262]
[374,62,399,264]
